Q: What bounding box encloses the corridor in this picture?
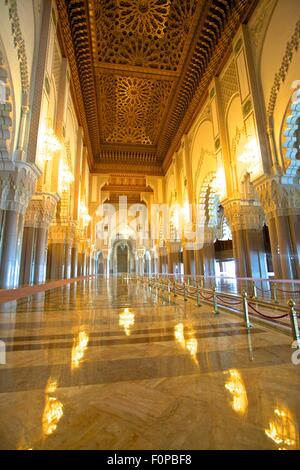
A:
[0,277,299,450]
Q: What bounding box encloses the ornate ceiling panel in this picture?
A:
[56,0,258,175]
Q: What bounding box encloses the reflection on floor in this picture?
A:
[0,277,299,450]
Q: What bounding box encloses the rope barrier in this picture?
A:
[187,286,198,295]
[199,292,214,301]
[255,286,272,293]
[276,287,300,294]
[248,303,289,320]
[216,295,243,306]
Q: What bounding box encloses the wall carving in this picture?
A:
[267,18,300,119]
[0,46,13,159]
[5,0,29,95]
[220,59,239,113]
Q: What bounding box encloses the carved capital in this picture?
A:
[48,220,77,245]
[254,176,300,220]
[0,159,41,214]
[223,198,264,231]
[24,192,60,229]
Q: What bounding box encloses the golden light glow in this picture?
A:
[39,123,61,163]
[60,160,75,190]
[80,202,92,226]
[224,369,248,416]
[119,307,135,336]
[71,331,89,369]
[238,137,260,166]
[265,407,298,450]
[174,323,198,364]
[42,378,63,436]
[211,166,226,198]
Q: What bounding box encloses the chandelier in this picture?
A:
[40,125,61,162]
[80,202,92,226]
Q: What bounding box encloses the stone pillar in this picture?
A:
[34,227,48,284]
[21,192,59,285]
[71,245,78,278]
[224,199,268,279]
[19,226,36,285]
[0,160,41,289]
[255,176,300,280]
[183,247,191,275]
[47,221,76,281]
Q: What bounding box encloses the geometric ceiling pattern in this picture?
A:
[56,0,258,175]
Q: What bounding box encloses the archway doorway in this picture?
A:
[117,243,128,273]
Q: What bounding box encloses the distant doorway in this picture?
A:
[117,244,128,273]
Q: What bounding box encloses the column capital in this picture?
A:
[48,220,77,244]
[223,198,264,231]
[0,159,42,214]
[254,175,300,220]
[24,192,60,229]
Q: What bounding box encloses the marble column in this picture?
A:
[47,243,65,280]
[0,211,24,288]
[64,243,72,279]
[183,248,191,275]
[203,243,216,276]
[71,246,78,278]
[0,160,41,289]
[274,215,294,279]
[289,213,300,278]
[19,226,36,285]
[34,227,48,284]
[194,248,204,276]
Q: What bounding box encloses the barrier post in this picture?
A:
[173,281,177,297]
[184,283,187,301]
[272,282,278,304]
[288,299,300,349]
[242,291,252,329]
[197,285,201,307]
[252,281,257,300]
[212,287,219,315]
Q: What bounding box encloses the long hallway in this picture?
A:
[0,277,299,450]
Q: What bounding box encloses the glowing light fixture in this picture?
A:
[40,123,61,162]
[80,202,92,226]
[238,137,260,166]
[211,166,226,197]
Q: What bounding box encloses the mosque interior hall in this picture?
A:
[0,0,300,451]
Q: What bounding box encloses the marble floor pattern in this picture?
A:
[0,277,299,450]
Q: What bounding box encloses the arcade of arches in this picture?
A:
[0,0,300,451]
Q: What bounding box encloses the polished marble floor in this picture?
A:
[0,277,299,450]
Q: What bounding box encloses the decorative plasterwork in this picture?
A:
[0,46,13,158]
[267,18,300,119]
[98,75,172,146]
[48,220,77,244]
[94,0,199,70]
[220,58,239,113]
[223,198,264,231]
[24,192,60,229]
[248,0,277,67]
[5,0,29,94]
[0,160,41,214]
[254,176,300,220]
[56,0,257,173]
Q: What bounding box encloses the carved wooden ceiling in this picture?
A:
[56,0,257,175]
